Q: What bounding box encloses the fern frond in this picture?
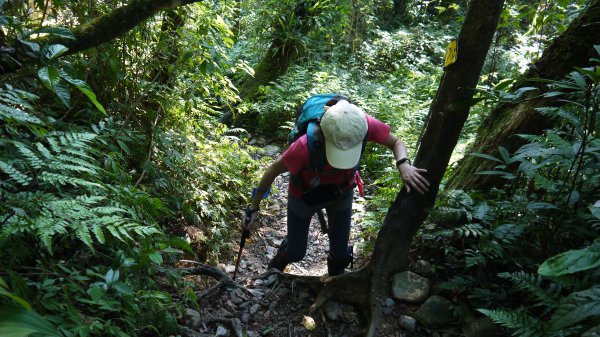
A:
[0,160,32,186]
[478,308,545,337]
[92,225,105,244]
[47,137,61,153]
[0,103,42,124]
[15,143,44,169]
[499,271,561,309]
[455,223,487,239]
[75,223,95,252]
[39,172,103,189]
[35,143,53,159]
[57,154,100,173]
[493,223,526,243]
[59,132,96,145]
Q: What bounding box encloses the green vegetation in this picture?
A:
[1,0,598,336]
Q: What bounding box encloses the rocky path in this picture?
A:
[176,146,494,337]
[178,146,371,336]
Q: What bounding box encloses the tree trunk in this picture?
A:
[0,0,203,74]
[446,0,600,191]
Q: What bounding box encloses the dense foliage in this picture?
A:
[1,0,598,336]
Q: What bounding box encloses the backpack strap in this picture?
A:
[306,121,325,171]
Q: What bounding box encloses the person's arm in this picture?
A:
[383,133,430,194]
[243,157,288,228]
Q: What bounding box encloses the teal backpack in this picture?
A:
[288,93,349,169]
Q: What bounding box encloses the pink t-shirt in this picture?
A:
[282,115,391,197]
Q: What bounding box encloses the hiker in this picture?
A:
[243,95,429,276]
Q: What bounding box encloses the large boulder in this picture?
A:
[414,295,455,328]
[463,317,499,337]
[392,271,431,303]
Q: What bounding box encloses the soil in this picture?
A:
[176,148,448,337]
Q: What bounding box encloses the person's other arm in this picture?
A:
[244,157,288,228]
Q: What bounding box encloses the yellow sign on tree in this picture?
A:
[444,39,458,68]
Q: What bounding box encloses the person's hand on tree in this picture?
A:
[397,163,430,194]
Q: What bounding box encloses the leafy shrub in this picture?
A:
[416,57,600,336]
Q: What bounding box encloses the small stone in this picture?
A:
[184,308,201,329]
[264,274,278,286]
[399,315,417,332]
[262,145,280,156]
[385,297,395,307]
[250,303,260,314]
[215,325,229,336]
[392,271,431,303]
[224,264,236,273]
[241,312,251,323]
[230,291,243,305]
[323,301,343,321]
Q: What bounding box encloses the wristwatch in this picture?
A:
[395,158,411,167]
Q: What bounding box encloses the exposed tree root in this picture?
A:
[179,263,240,299]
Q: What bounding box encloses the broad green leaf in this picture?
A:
[570,70,588,91]
[538,240,600,276]
[494,78,514,91]
[38,66,60,91]
[112,282,133,296]
[0,287,31,310]
[149,252,163,265]
[58,70,106,114]
[104,269,119,286]
[30,26,75,40]
[469,152,503,163]
[0,305,62,337]
[498,146,510,163]
[527,202,560,211]
[54,80,71,108]
[590,204,600,220]
[44,44,68,62]
[117,140,131,155]
[551,287,600,331]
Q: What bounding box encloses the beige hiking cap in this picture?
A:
[320,100,368,169]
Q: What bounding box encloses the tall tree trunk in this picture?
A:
[446,0,600,191]
[363,1,504,334]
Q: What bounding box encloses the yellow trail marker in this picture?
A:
[444,39,458,68]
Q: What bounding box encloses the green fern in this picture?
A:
[478,308,545,337]
[0,160,32,186]
[499,271,561,310]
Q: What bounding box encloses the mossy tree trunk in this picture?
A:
[445,0,600,191]
[290,1,504,336]
[0,0,203,74]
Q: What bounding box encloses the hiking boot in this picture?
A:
[327,246,353,276]
[268,239,290,271]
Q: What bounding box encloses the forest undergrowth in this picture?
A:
[1,0,599,336]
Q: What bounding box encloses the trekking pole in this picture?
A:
[233,209,252,281]
[316,209,328,234]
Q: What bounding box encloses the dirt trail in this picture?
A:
[179,149,417,337]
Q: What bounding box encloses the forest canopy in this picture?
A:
[1,0,599,336]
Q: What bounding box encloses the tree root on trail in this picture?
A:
[179,263,240,299]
